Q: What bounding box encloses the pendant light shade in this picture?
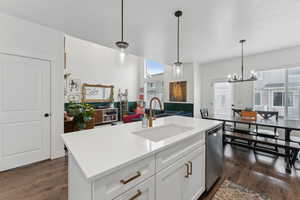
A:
[173,10,183,78]
[228,40,257,83]
[115,0,129,53]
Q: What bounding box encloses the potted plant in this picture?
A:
[66,103,95,130]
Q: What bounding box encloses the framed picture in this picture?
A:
[67,93,81,103]
[69,79,81,93]
[82,84,114,103]
[169,81,187,102]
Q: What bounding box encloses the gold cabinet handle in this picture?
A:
[120,172,141,185]
[188,161,193,176]
[129,190,142,200]
[185,163,190,178]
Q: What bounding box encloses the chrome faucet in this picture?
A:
[148,97,163,127]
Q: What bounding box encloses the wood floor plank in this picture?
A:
[200,145,300,200]
[0,158,67,200]
[0,144,299,200]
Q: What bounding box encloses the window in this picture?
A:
[254,67,300,119]
[272,92,294,107]
[254,69,286,116]
[145,60,164,75]
[273,92,284,106]
[144,60,165,109]
[288,93,294,107]
[255,92,261,105]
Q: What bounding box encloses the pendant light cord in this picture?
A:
[174,10,182,65]
[241,40,244,80]
[115,0,129,50]
[229,39,256,82]
[177,15,180,63]
[121,0,124,42]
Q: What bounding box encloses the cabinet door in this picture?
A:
[156,157,188,200]
[114,177,155,200]
[94,109,103,124]
[183,146,206,200]
[93,156,155,200]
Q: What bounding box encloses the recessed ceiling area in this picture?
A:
[0,0,300,64]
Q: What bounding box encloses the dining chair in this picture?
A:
[291,134,300,169]
[255,114,278,138]
[200,108,209,119]
[254,112,279,152]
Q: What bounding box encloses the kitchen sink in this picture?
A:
[132,124,193,142]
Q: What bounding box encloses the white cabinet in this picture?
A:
[156,155,187,200]
[156,146,205,200]
[156,134,204,171]
[68,154,155,200]
[183,146,205,200]
[93,156,155,200]
[67,131,208,200]
[114,177,155,200]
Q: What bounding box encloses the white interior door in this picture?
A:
[0,53,51,171]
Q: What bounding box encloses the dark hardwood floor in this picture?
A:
[0,157,67,200]
[0,145,299,200]
[201,145,300,200]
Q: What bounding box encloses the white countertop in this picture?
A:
[62,116,221,181]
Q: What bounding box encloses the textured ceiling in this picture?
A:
[0,0,300,64]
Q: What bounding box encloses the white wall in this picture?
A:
[0,13,65,158]
[198,46,300,113]
[65,36,144,102]
[164,63,194,103]
[193,62,202,118]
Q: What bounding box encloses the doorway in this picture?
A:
[214,82,233,115]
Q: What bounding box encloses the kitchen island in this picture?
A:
[62,116,221,200]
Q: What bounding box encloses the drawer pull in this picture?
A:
[185,163,189,178]
[129,189,142,200]
[188,161,193,175]
[120,172,141,184]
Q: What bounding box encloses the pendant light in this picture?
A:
[228,40,257,83]
[173,10,183,78]
[115,0,129,58]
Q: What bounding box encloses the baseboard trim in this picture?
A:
[52,149,66,159]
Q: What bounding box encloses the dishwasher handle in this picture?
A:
[206,125,222,136]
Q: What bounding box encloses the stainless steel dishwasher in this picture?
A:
[205,124,224,191]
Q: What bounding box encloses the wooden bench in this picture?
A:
[231,109,279,139]
[223,131,300,170]
[226,125,279,138]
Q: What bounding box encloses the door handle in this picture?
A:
[120,171,141,184]
[129,190,142,200]
[188,161,193,176]
[185,163,190,178]
[44,113,50,118]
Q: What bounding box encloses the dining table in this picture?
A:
[202,114,300,172]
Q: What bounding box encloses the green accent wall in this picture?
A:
[65,102,193,116]
[164,102,194,114]
[65,101,137,112]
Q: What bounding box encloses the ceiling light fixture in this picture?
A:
[173,10,183,78]
[115,0,129,56]
[228,40,257,83]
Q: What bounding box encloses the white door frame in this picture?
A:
[213,82,233,115]
[210,78,234,114]
[0,48,60,160]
